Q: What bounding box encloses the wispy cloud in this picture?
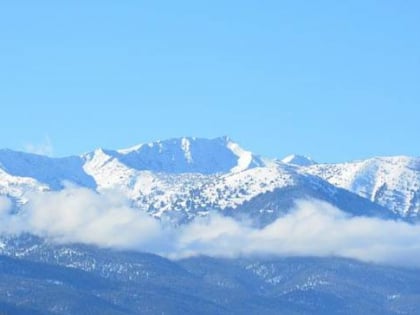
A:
[1,187,420,267]
[24,135,54,156]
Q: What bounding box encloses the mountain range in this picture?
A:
[1,136,418,222]
[1,136,420,314]
[1,234,420,315]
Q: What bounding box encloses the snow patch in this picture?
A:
[227,141,253,173]
[282,154,316,166]
[181,137,193,163]
[117,144,143,155]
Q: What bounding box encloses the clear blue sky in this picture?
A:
[1,1,419,162]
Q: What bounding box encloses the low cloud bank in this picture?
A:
[1,186,420,267]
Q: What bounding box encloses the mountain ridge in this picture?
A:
[0,136,418,220]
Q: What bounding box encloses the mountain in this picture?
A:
[303,156,420,218]
[82,151,393,224]
[0,137,413,223]
[87,136,266,175]
[0,235,420,315]
[1,137,420,314]
[0,149,96,190]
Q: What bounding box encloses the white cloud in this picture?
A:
[24,135,54,156]
[174,201,420,267]
[1,187,420,267]
[20,187,169,251]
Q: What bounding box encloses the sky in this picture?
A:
[0,1,419,162]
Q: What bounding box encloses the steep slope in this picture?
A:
[304,156,420,218]
[228,179,394,227]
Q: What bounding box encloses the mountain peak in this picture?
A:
[100,137,265,174]
[282,154,317,166]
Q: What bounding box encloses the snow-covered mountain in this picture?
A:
[303,156,420,218]
[83,154,391,224]
[0,137,417,222]
[1,136,420,314]
[0,149,96,190]
[92,136,266,174]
